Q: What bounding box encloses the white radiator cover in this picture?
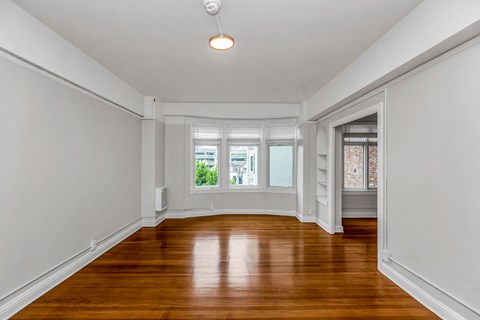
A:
[155,187,167,212]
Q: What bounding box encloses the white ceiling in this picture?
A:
[13,0,422,103]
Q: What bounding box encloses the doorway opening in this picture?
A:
[338,113,378,233]
[325,102,385,268]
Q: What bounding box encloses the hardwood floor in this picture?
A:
[14,216,438,319]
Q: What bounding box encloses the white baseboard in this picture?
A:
[167,210,296,219]
[142,211,166,227]
[295,212,315,223]
[380,261,478,320]
[166,211,186,219]
[166,209,297,219]
[315,217,333,234]
[342,209,377,218]
[314,219,343,234]
[0,218,143,320]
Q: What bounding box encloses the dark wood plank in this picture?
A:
[13,216,438,319]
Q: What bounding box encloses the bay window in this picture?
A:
[191,120,296,192]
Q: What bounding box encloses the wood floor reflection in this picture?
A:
[14,215,438,319]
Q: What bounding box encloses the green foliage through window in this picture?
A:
[195,160,218,186]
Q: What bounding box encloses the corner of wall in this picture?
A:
[0,0,145,115]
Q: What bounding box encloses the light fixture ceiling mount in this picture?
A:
[204,0,221,15]
[203,0,234,51]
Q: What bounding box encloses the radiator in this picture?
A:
[155,187,167,212]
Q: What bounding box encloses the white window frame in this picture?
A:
[343,140,377,191]
[267,140,296,189]
[227,142,261,189]
[189,118,297,194]
[191,121,224,191]
[193,142,222,190]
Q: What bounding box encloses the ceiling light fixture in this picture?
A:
[204,0,234,51]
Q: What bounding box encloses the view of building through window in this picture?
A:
[229,146,258,186]
[344,145,364,188]
[192,122,296,189]
[269,145,293,187]
[195,145,218,186]
[368,145,378,188]
[344,142,377,189]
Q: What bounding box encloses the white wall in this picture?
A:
[296,121,316,221]
[307,2,480,315]
[164,116,186,212]
[307,0,480,120]
[141,99,166,224]
[385,39,480,318]
[313,39,480,319]
[342,192,377,218]
[0,0,144,115]
[155,107,166,188]
[0,56,142,301]
[163,103,300,119]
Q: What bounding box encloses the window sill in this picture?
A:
[190,188,296,195]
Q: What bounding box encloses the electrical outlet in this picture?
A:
[209,204,214,211]
[90,240,97,251]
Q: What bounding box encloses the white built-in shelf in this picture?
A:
[317,128,328,206]
[316,195,328,205]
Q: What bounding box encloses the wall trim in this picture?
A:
[166,209,320,224]
[0,218,143,319]
[0,49,143,119]
[335,225,344,233]
[166,209,297,219]
[342,209,377,218]
[296,212,315,223]
[315,217,330,232]
[189,188,296,195]
[166,211,186,219]
[380,262,477,320]
[142,211,166,227]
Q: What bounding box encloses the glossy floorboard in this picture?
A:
[14,216,438,319]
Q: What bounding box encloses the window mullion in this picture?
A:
[260,124,267,189]
[221,125,228,189]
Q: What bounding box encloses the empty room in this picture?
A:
[1,0,480,319]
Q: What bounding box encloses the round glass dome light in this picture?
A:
[209,34,234,51]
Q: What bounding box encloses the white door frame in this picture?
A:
[327,102,385,267]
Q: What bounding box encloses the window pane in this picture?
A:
[195,145,218,187]
[368,145,378,188]
[229,146,258,186]
[269,145,293,188]
[344,145,364,188]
